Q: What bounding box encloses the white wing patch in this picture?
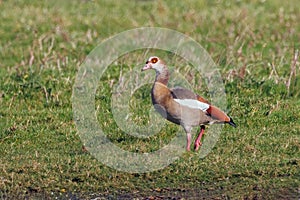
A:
[174,99,210,111]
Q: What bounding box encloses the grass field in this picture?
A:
[0,0,299,199]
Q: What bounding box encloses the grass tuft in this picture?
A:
[0,0,299,199]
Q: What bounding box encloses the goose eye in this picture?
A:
[151,58,158,63]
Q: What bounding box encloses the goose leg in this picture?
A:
[194,125,205,151]
[186,132,192,151]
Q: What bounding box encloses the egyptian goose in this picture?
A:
[142,56,236,151]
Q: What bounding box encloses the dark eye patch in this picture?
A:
[151,57,158,63]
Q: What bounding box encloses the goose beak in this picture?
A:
[141,62,151,71]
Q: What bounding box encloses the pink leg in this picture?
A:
[194,126,205,151]
[186,133,191,151]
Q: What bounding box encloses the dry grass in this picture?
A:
[0,0,299,199]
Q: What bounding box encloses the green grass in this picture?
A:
[0,0,299,199]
